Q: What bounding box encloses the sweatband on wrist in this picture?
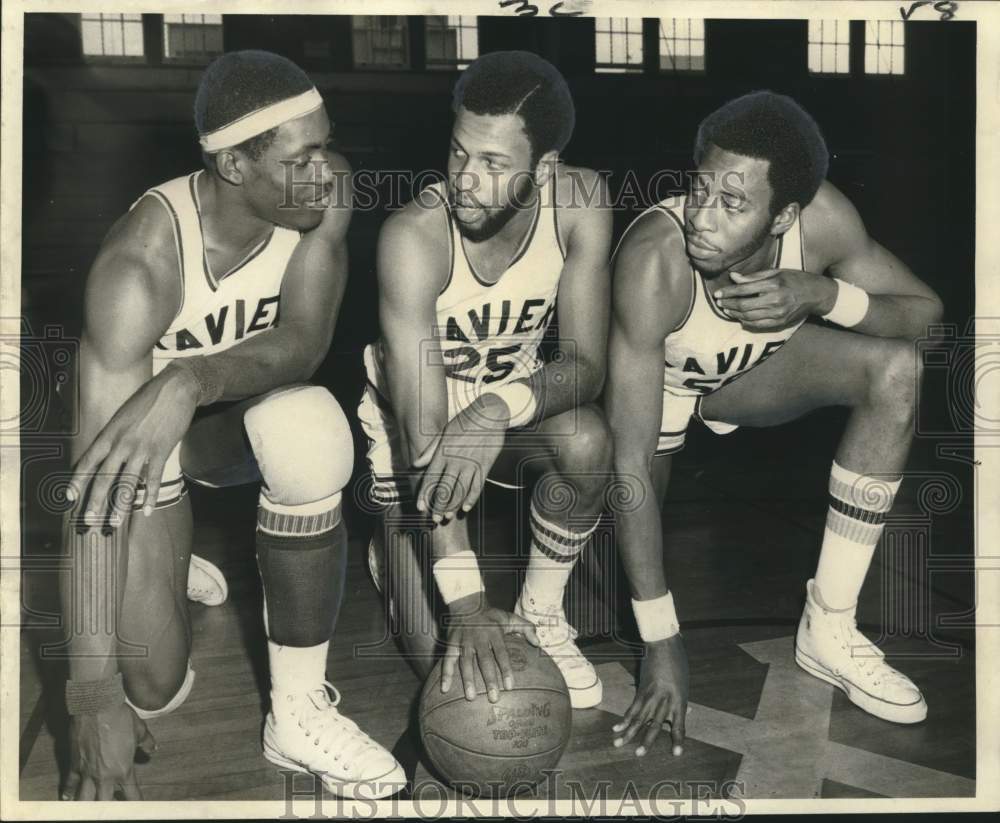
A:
[632,592,680,642]
[432,550,485,605]
[65,672,126,716]
[822,278,870,328]
[172,356,224,406]
[481,382,537,429]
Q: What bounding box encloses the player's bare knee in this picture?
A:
[244,386,353,505]
[124,664,188,713]
[866,340,920,423]
[552,406,613,476]
[543,409,612,511]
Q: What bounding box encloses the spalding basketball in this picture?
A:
[418,634,572,797]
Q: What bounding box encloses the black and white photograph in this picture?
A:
[2,0,997,816]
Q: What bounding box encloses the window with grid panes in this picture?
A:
[595,18,644,74]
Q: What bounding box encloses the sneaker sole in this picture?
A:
[262,739,407,800]
[188,555,228,607]
[794,645,927,724]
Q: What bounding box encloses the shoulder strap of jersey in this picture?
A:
[612,193,686,261]
[550,172,567,260]
[129,173,208,324]
[417,181,455,296]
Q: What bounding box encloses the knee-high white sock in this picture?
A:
[522,501,600,608]
[814,461,901,610]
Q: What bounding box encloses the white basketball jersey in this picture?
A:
[133,170,302,376]
[615,194,805,398]
[367,177,566,418]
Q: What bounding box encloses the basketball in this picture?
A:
[418,634,572,797]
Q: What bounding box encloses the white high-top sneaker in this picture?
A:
[515,588,602,709]
[795,579,927,724]
[263,682,406,799]
[186,554,227,606]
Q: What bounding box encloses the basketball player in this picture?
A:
[605,91,943,757]
[360,51,614,709]
[61,51,404,800]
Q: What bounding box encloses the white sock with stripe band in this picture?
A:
[523,501,601,607]
[814,461,901,611]
[257,490,344,537]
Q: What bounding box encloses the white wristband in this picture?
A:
[822,278,870,328]
[432,550,485,605]
[632,592,680,642]
[481,381,537,429]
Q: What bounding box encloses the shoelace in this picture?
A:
[837,618,913,690]
[523,600,589,671]
[296,682,381,769]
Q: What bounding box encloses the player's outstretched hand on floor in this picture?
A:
[63,703,156,801]
[612,634,689,758]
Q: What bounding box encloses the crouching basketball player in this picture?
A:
[61,51,404,800]
[360,52,614,709]
[605,91,943,756]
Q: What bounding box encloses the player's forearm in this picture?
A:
[399,401,447,469]
[612,461,670,601]
[851,293,944,340]
[168,323,327,406]
[814,276,943,340]
[385,352,448,467]
[60,514,131,682]
[63,404,132,681]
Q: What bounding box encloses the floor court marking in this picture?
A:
[596,635,975,799]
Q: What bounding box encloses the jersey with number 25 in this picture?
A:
[366,177,566,419]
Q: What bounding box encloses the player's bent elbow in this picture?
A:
[926,294,945,327]
[906,292,944,339]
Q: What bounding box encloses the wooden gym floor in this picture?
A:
[17,399,977,803]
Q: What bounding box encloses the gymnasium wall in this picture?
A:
[22,14,975,356]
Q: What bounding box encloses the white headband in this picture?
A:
[199,87,324,153]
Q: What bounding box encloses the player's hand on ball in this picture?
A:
[413,397,509,523]
[713,268,835,331]
[67,365,200,527]
[63,703,155,801]
[612,634,689,758]
[440,595,540,704]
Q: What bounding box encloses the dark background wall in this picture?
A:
[20,14,976,478]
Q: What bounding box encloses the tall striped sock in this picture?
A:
[814,461,901,610]
[523,502,601,607]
